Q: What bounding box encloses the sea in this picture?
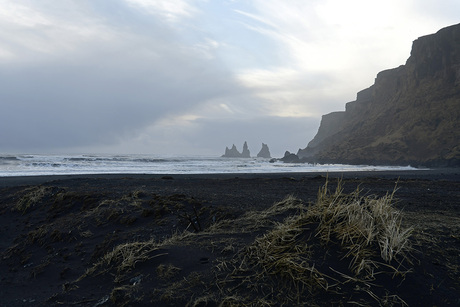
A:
[0,154,420,177]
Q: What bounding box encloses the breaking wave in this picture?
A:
[0,154,420,177]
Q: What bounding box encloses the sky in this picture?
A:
[0,1,458,157]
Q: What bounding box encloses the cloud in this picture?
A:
[220,0,460,132]
[0,0,458,155]
[0,0,243,152]
[125,0,198,22]
[0,54,239,151]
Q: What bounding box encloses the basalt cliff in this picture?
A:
[298,23,460,167]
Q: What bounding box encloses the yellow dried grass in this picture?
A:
[219,179,414,305]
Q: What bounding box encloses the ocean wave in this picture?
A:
[0,156,19,161]
[132,158,171,163]
[0,154,422,177]
[0,156,19,165]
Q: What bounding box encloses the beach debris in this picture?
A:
[93,295,109,307]
[130,274,143,286]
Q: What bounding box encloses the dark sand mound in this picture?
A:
[1,171,459,306]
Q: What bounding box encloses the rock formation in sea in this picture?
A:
[241,141,251,158]
[280,151,300,163]
[222,144,241,157]
[222,142,251,158]
[257,143,271,158]
[297,23,460,167]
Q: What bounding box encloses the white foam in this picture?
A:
[0,154,421,177]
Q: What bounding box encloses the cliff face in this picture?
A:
[298,23,460,167]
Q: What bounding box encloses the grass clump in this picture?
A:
[218,180,413,305]
[14,186,49,214]
[156,263,182,279]
[312,180,413,277]
[79,239,166,282]
[207,194,305,235]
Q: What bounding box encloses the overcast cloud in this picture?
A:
[0,0,458,157]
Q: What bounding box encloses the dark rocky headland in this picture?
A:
[297,23,460,167]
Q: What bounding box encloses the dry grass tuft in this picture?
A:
[206,194,306,234]
[77,229,195,285]
[79,239,166,282]
[14,186,49,214]
[156,263,182,280]
[217,179,414,305]
[101,241,163,273]
[311,180,413,277]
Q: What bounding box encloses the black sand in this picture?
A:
[1,170,459,306]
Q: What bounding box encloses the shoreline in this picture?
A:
[1,168,459,188]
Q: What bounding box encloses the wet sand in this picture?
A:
[1,167,459,188]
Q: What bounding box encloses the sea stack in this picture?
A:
[257,143,271,158]
[280,151,300,163]
[241,141,250,158]
[222,142,251,158]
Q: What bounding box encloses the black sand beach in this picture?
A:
[1,170,459,306]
